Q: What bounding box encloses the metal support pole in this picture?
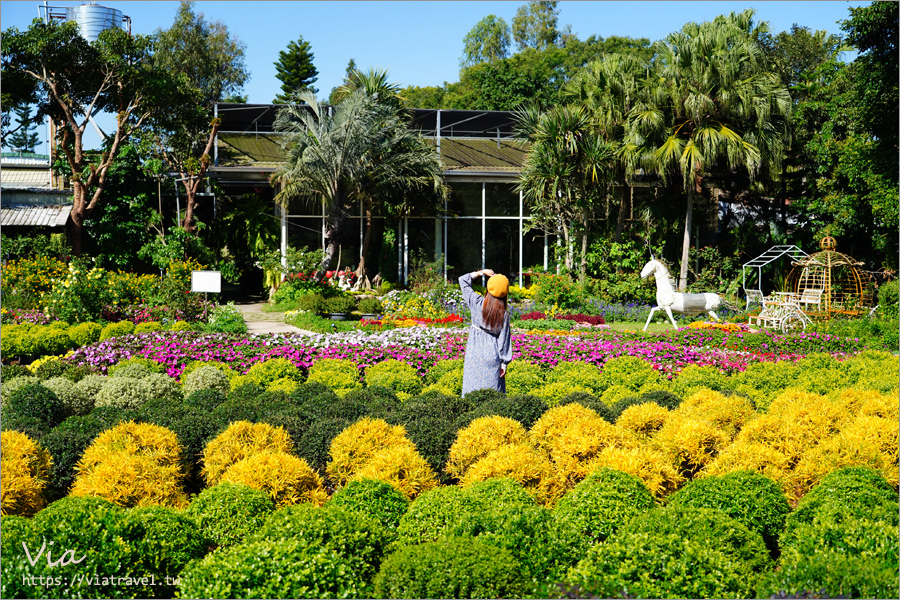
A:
[518,190,524,287]
[280,202,287,282]
[481,182,486,283]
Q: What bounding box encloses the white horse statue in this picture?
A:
[640,259,722,331]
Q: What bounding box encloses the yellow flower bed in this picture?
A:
[687,321,746,333]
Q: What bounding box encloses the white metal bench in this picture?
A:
[798,288,823,311]
[745,289,764,311]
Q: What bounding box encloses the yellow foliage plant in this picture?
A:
[354,444,438,500]
[1,431,52,516]
[70,421,188,508]
[616,403,671,439]
[652,416,730,480]
[460,443,558,505]
[220,450,328,508]
[327,418,416,486]
[202,421,294,486]
[584,445,683,499]
[675,389,757,439]
[445,416,529,480]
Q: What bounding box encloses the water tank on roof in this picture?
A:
[66,3,122,43]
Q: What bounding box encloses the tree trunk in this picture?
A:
[614,183,629,246]
[316,208,346,282]
[580,214,588,281]
[67,182,93,256]
[179,120,221,233]
[678,186,695,292]
[355,200,374,289]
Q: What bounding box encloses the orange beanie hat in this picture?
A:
[487,274,509,298]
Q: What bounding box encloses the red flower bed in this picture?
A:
[518,311,605,325]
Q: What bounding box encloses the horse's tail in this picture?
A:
[719,297,740,313]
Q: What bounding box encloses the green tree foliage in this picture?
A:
[626,9,791,290]
[399,86,446,110]
[2,19,178,255]
[153,0,249,108]
[446,48,566,110]
[461,15,511,68]
[273,36,319,103]
[512,1,564,51]
[6,105,40,153]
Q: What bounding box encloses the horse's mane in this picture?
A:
[652,259,676,288]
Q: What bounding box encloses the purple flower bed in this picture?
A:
[63,326,845,380]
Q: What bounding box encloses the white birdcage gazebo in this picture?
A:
[741,245,808,309]
[787,236,875,314]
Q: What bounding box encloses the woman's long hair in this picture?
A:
[482,293,507,333]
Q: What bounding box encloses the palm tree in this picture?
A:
[515,103,615,277]
[626,9,791,290]
[272,88,444,284]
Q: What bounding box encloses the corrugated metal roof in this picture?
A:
[1,167,53,189]
[0,205,71,227]
[1,157,51,166]
[215,133,528,174]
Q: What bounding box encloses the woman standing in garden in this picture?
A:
[459,268,513,396]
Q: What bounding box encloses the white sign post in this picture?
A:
[191,270,222,302]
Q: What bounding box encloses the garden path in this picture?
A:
[233,300,311,335]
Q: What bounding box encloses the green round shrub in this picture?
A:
[878,279,899,310]
[295,417,352,477]
[212,395,265,426]
[226,380,266,401]
[290,381,337,405]
[555,467,655,546]
[365,359,423,395]
[94,376,151,410]
[133,321,163,334]
[25,496,132,599]
[374,537,526,599]
[667,470,790,556]
[557,391,616,423]
[0,515,39,599]
[567,506,771,599]
[33,326,71,357]
[0,413,48,440]
[1,375,40,406]
[75,373,107,400]
[401,415,457,481]
[99,320,135,341]
[184,388,227,411]
[302,396,369,423]
[609,388,683,421]
[464,387,504,404]
[505,360,546,395]
[8,383,66,428]
[42,376,93,416]
[183,365,231,396]
[109,358,166,376]
[343,385,401,417]
[109,362,153,379]
[786,466,899,534]
[140,373,183,404]
[245,357,304,387]
[169,320,193,332]
[34,357,88,382]
[69,321,102,347]
[307,358,362,396]
[259,405,310,450]
[670,364,734,397]
[469,393,548,428]
[248,503,391,583]
[396,485,476,546]
[119,506,209,598]
[328,477,410,530]
[638,388,682,410]
[464,476,538,509]
[185,483,275,548]
[0,364,31,382]
[180,539,365,599]
[400,390,474,421]
[599,355,663,391]
[40,414,110,500]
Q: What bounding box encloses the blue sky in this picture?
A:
[1,0,868,151]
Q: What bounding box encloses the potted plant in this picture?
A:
[324,295,356,320]
[357,297,383,320]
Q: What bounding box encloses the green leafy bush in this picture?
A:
[467,393,549,429]
[75,373,106,400]
[399,415,457,480]
[667,470,790,556]
[109,361,153,379]
[877,279,898,310]
[343,385,401,416]
[245,357,304,387]
[69,321,102,347]
[424,358,464,385]
[533,273,583,310]
[203,302,247,334]
[94,377,152,410]
[505,360,546,396]
[141,373,183,403]
[40,414,111,499]
[463,387,504,405]
[365,359,423,395]
[600,355,664,391]
[133,321,163,334]
[32,325,72,357]
[248,503,392,584]
[358,297,383,314]
[100,320,135,341]
[554,467,656,546]
[180,539,366,599]
[33,357,90,382]
[328,477,410,530]
[1,375,39,406]
[295,292,329,313]
[556,391,616,423]
[183,365,231,396]
[548,360,605,394]
[42,376,93,416]
[374,537,526,599]
[185,483,275,548]
[184,388,227,411]
[7,383,66,428]
[324,295,357,313]
[395,485,474,546]
[567,506,771,599]
[295,417,352,476]
[0,364,31,382]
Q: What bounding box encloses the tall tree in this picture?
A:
[515,103,616,276]
[152,0,249,234]
[153,1,248,107]
[461,15,512,67]
[512,1,562,51]
[7,105,40,152]
[627,10,791,290]
[273,89,444,282]
[2,19,174,254]
[273,36,319,103]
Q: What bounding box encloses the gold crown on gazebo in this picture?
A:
[820,235,837,251]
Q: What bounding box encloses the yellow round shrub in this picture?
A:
[445,416,528,480]
[307,358,362,396]
[267,377,300,395]
[531,381,592,405]
[676,389,757,438]
[354,444,438,500]
[529,403,635,489]
[327,418,415,485]
[1,431,52,516]
[70,421,187,508]
[617,403,670,438]
[460,443,556,504]
[584,445,682,499]
[202,421,294,485]
[220,450,328,508]
[702,440,794,494]
[652,416,730,479]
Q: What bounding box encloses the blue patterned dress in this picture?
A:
[459,273,513,397]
